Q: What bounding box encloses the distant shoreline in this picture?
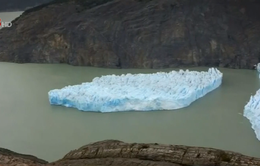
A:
[0,6,37,13]
[0,10,23,13]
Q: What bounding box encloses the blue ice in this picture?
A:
[48,68,223,112]
[244,90,260,141]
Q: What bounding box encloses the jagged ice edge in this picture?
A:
[244,89,260,141]
[48,68,223,112]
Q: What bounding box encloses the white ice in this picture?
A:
[257,63,260,73]
[48,68,223,112]
[244,90,260,141]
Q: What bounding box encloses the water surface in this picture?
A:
[0,62,260,161]
[1,11,260,162]
[0,11,22,24]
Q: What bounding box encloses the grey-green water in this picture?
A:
[0,62,260,162]
[1,11,260,162]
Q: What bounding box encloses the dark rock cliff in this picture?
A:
[1,0,260,69]
[2,140,260,166]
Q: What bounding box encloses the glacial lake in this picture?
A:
[1,12,260,162]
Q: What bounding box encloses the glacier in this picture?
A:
[244,90,260,141]
[48,68,223,112]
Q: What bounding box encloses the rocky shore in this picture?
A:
[1,140,260,166]
[1,0,260,69]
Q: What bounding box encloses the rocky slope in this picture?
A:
[1,140,260,166]
[1,0,260,69]
[0,147,47,165]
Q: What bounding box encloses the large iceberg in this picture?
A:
[244,90,260,140]
[48,68,223,112]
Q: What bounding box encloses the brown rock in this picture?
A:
[0,148,47,165]
[49,140,260,166]
[1,140,260,166]
[1,0,260,69]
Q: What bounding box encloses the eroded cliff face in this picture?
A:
[0,0,260,69]
[2,140,260,166]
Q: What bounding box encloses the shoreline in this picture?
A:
[0,10,24,13]
[0,61,257,70]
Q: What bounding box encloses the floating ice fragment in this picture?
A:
[48,68,223,112]
[244,89,260,141]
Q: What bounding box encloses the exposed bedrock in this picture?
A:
[1,140,260,166]
[1,0,260,69]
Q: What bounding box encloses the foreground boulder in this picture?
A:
[1,0,260,69]
[49,140,260,166]
[2,140,260,166]
[0,147,47,165]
